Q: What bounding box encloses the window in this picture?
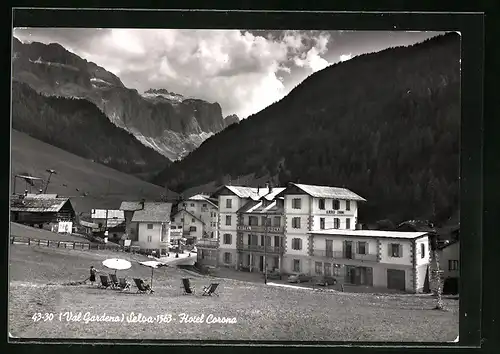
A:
[319,199,325,210]
[346,200,351,211]
[324,263,332,276]
[292,217,301,229]
[189,226,197,232]
[389,243,402,257]
[210,231,214,238]
[334,218,340,229]
[203,203,207,207]
[320,217,325,230]
[223,234,232,244]
[191,218,195,223]
[183,203,186,207]
[190,203,195,207]
[147,223,153,230]
[225,215,231,226]
[274,236,280,249]
[180,218,184,223]
[170,225,176,229]
[223,252,232,263]
[147,235,152,243]
[332,264,341,276]
[315,262,323,274]
[262,216,270,226]
[273,216,281,227]
[333,200,340,210]
[266,236,272,246]
[292,198,302,209]
[291,238,302,250]
[420,243,425,258]
[358,241,367,255]
[293,259,300,272]
[248,216,258,226]
[346,218,351,229]
[449,260,459,271]
[226,199,232,208]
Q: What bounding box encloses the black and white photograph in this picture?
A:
[9,10,466,343]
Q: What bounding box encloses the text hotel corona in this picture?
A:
[31,312,238,324]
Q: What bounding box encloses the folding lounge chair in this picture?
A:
[99,275,112,289]
[202,283,220,296]
[118,277,131,291]
[109,273,120,289]
[181,278,195,295]
[133,278,154,294]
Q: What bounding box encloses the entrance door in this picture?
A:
[259,256,264,272]
[344,241,353,259]
[387,269,406,291]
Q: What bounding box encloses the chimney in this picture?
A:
[140,198,145,209]
[257,186,260,194]
[265,182,270,194]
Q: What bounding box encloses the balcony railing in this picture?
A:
[237,244,283,254]
[196,239,219,248]
[312,250,378,262]
[236,225,283,233]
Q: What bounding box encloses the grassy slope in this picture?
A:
[9,244,458,341]
[11,130,171,213]
[10,222,91,243]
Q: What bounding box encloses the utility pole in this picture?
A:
[44,169,57,194]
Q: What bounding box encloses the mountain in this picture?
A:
[12,37,229,161]
[153,33,461,226]
[11,130,176,214]
[224,114,240,127]
[12,80,169,178]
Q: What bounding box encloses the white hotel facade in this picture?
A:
[208,182,432,293]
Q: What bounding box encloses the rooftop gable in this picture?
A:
[277,182,366,202]
[131,202,172,223]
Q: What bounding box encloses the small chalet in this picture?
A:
[10,193,75,229]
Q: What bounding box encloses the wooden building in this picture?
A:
[10,193,75,227]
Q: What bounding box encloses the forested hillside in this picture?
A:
[12,80,169,177]
[153,33,461,225]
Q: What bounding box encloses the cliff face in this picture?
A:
[12,37,229,161]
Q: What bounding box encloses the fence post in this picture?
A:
[38,239,41,246]
[47,240,50,247]
[57,242,61,248]
[73,242,76,249]
[28,238,31,246]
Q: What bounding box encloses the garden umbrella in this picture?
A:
[139,260,167,288]
[102,258,132,275]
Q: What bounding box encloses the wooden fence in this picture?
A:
[10,236,124,252]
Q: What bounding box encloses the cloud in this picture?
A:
[15,28,334,118]
[339,53,352,62]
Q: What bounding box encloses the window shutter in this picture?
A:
[388,244,392,257]
[399,244,403,257]
[299,238,303,250]
[366,243,369,254]
[356,242,359,253]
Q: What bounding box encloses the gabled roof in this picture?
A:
[10,194,73,213]
[172,208,205,225]
[278,183,366,202]
[262,187,286,201]
[309,229,428,240]
[211,185,286,201]
[186,194,218,209]
[237,199,284,215]
[119,201,144,211]
[131,202,172,223]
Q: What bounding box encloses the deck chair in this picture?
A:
[118,277,131,291]
[133,278,154,294]
[109,273,119,289]
[99,275,111,289]
[202,283,220,296]
[181,278,195,295]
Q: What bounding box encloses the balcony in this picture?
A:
[312,249,378,262]
[237,244,283,254]
[196,239,219,248]
[236,225,283,233]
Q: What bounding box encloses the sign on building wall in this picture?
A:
[58,221,73,234]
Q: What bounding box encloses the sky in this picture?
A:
[13,28,444,119]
